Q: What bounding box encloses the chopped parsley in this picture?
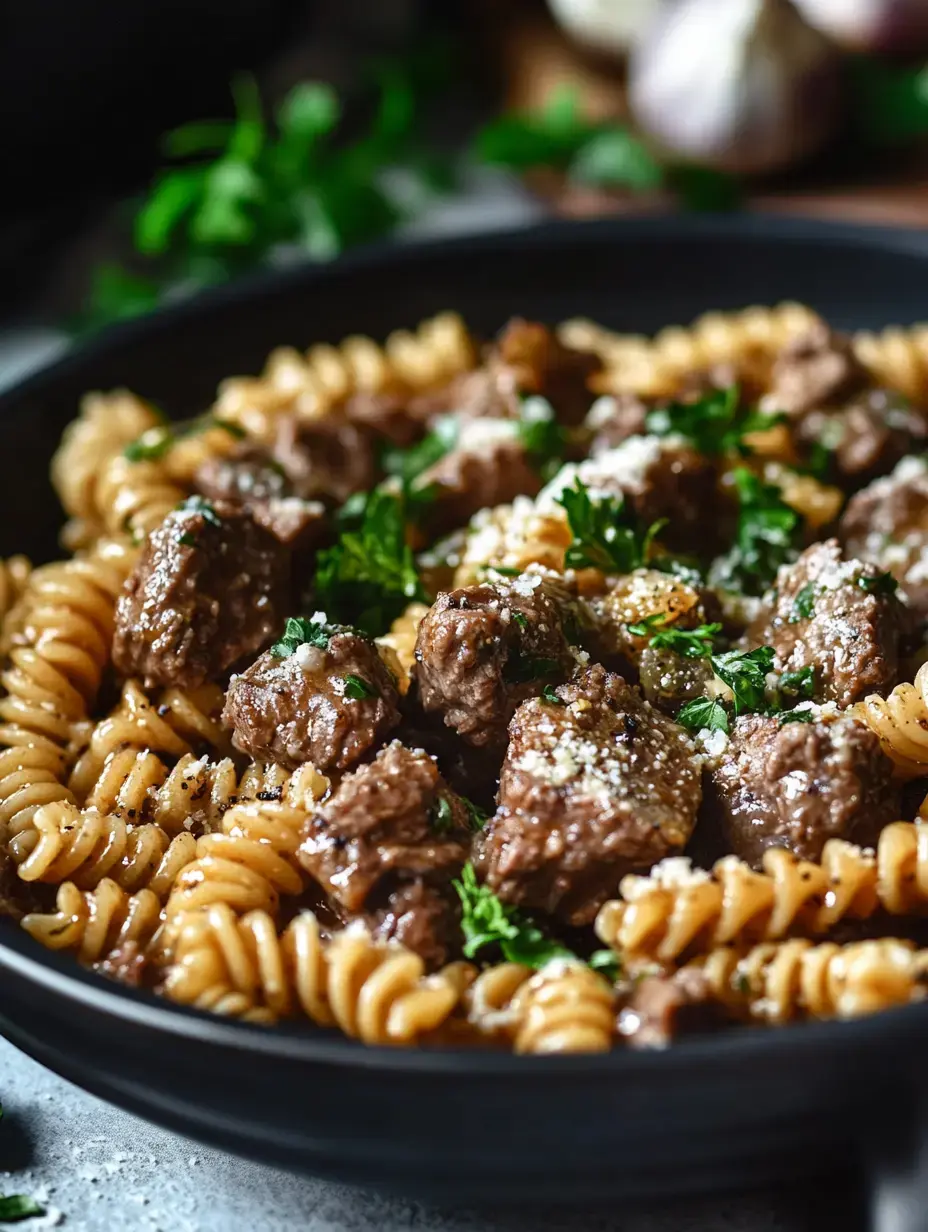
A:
[124,413,245,462]
[588,948,622,982]
[858,571,899,597]
[453,863,575,968]
[382,416,459,487]
[271,615,339,657]
[541,683,564,705]
[789,582,817,623]
[177,494,221,526]
[512,611,528,631]
[505,654,561,685]
[677,695,730,734]
[778,708,815,726]
[678,649,815,734]
[430,795,455,834]
[0,1195,45,1222]
[342,673,377,700]
[177,532,198,547]
[776,666,816,705]
[713,469,802,596]
[315,489,427,635]
[627,614,722,660]
[462,796,489,832]
[645,385,783,458]
[518,396,569,480]
[556,479,665,574]
[711,646,775,716]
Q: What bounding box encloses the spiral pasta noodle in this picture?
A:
[0,556,31,628]
[694,937,928,1023]
[163,906,475,1038]
[852,663,928,779]
[20,877,163,965]
[595,823,928,964]
[851,323,928,404]
[511,962,616,1054]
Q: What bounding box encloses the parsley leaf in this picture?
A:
[778,708,815,726]
[646,386,782,458]
[556,479,665,574]
[711,646,775,716]
[315,489,426,635]
[505,655,561,685]
[541,683,564,705]
[462,797,489,832]
[677,695,730,734]
[518,397,569,481]
[453,864,575,968]
[382,416,458,487]
[271,615,341,657]
[789,582,817,623]
[713,469,802,596]
[858,571,899,597]
[588,949,622,982]
[776,666,816,705]
[627,615,722,660]
[342,673,377,700]
[124,413,244,462]
[430,795,455,834]
[0,1195,45,1222]
[177,494,221,526]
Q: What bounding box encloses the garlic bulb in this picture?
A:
[547,0,666,56]
[628,0,844,176]
[794,0,928,54]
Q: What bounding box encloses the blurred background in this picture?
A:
[4,0,928,347]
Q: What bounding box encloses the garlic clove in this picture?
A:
[794,0,928,55]
[628,0,845,177]
[547,0,667,57]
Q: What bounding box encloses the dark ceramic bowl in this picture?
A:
[1,217,927,1224]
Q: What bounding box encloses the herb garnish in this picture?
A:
[776,667,816,705]
[462,797,489,832]
[453,864,575,968]
[677,696,731,734]
[677,648,815,735]
[518,397,569,481]
[789,582,817,623]
[627,614,722,660]
[315,488,426,635]
[778,708,815,726]
[541,684,564,705]
[645,386,783,458]
[858,571,899,597]
[342,674,377,700]
[711,646,775,716]
[431,795,455,835]
[712,469,802,596]
[124,414,245,462]
[178,494,222,526]
[556,480,665,574]
[0,1195,45,1222]
[271,615,339,658]
[512,612,528,632]
[382,416,459,488]
[505,655,561,685]
[588,949,622,982]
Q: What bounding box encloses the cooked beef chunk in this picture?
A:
[413,574,579,753]
[638,647,715,715]
[707,712,899,866]
[364,879,462,970]
[342,388,430,448]
[841,456,928,619]
[765,323,869,417]
[298,741,470,966]
[538,436,721,554]
[196,449,327,550]
[416,438,543,536]
[475,665,701,925]
[618,969,721,1049]
[113,500,289,689]
[797,388,927,488]
[752,539,903,707]
[408,317,600,426]
[271,413,378,506]
[223,626,400,773]
[589,568,718,670]
[585,393,649,454]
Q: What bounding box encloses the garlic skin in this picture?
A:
[547,0,666,56]
[794,0,928,54]
[628,0,844,177]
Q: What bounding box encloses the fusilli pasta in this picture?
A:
[852,663,928,779]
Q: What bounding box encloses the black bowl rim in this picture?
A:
[4,211,928,1076]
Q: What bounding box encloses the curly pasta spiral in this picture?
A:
[20,877,162,964]
[455,497,573,585]
[0,556,31,627]
[851,324,928,403]
[93,453,186,544]
[852,663,928,779]
[9,801,196,899]
[695,938,928,1023]
[163,906,475,1038]
[595,822,928,964]
[213,312,475,441]
[512,962,616,1054]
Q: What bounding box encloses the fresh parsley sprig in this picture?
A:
[712,469,802,596]
[453,864,575,969]
[627,613,723,659]
[677,647,816,735]
[342,674,378,700]
[381,416,459,488]
[0,1194,45,1223]
[271,615,340,658]
[556,479,665,574]
[518,397,570,481]
[124,413,245,462]
[315,489,427,635]
[645,386,783,458]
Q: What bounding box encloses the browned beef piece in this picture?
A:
[617,969,722,1049]
[752,539,903,707]
[585,393,649,454]
[765,323,869,417]
[638,647,715,716]
[298,741,470,966]
[413,575,578,754]
[797,388,928,488]
[415,439,543,536]
[342,388,430,448]
[271,414,378,506]
[841,457,928,620]
[196,449,327,551]
[707,712,899,867]
[364,880,462,970]
[113,500,289,690]
[409,318,600,426]
[223,626,400,773]
[475,665,701,925]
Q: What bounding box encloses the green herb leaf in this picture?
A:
[343,673,377,700]
[628,615,722,660]
[777,666,816,704]
[850,57,928,145]
[541,683,564,705]
[430,795,455,835]
[0,1195,45,1222]
[858,571,899,597]
[713,469,802,596]
[505,655,561,685]
[462,797,489,833]
[789,582,817,623]
[271,615,339,658]
[453,864,575,968]
[512,611,528,632]
[135,166,209,256]
[315,488,426,635]
[556,479,664,574]
[588,949,622,982]
[518,397,569,480]
[569,127,664,191]
[177,532,198,548]
[177,494,221,527]
[778,708,815,726]
[711,646,775,717]
[646,386,783,459]
[124,426,173,462]
[677,696,730,734]
[382,417,458,486]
